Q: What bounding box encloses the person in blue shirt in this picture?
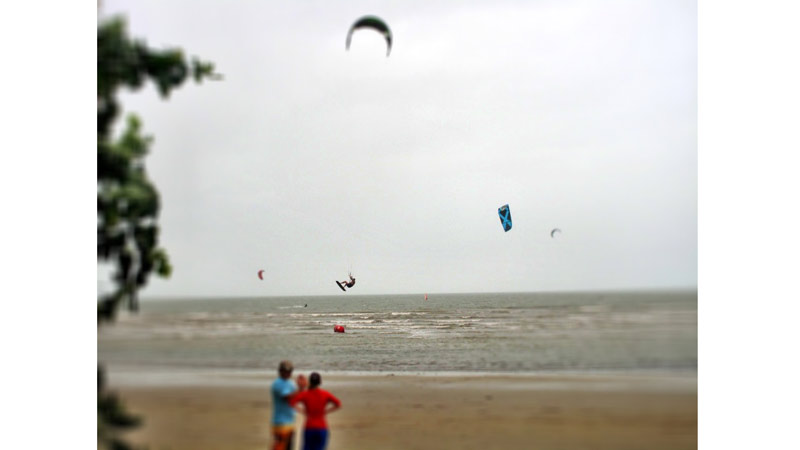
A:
[271,360,306,450]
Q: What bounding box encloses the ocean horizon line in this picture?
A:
[136,286,698,302]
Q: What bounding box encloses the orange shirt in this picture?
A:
[290,388,341,430]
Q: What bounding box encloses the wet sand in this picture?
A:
[116,372,696,450]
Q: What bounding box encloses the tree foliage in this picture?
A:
[97,16,219,449]
[97,17,218,322]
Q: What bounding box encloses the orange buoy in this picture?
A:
[333,325,345,333]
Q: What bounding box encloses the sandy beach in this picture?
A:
[113,371,696,450]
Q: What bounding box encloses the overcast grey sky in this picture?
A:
[98,0,696,297]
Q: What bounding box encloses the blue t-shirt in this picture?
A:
[271,377,297,425]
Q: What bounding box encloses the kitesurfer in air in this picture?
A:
[341,273,356,289]
[335,273,355,292]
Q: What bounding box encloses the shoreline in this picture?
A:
[105,364,697,386]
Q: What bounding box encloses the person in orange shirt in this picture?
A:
[290,372,341,450]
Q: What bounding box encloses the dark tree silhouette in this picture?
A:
[97,16,219,449]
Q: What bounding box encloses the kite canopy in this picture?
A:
[550,228,561,238]
[498,204,512,232]
[258,270,264,280]
[346,15,393,56]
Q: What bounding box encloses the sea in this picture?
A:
[98,290,696,374]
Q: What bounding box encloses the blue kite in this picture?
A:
[498,204,512,232]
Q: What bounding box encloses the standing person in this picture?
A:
[271,360,305,450]
[290,372,342,450]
